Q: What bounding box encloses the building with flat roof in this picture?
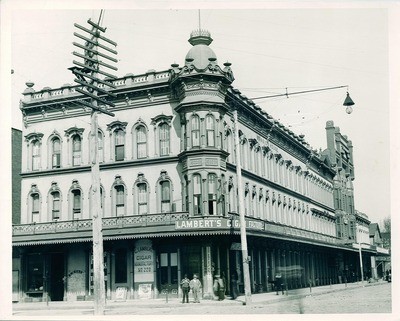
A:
[12,28,374,303]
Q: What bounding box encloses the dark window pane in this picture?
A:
[115,248,127,283]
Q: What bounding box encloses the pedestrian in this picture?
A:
[213,274,225,300]
[275,273,283,295]
[189,274,202,303]
[180,274,190,303]
[221,272,227,296]
[230,272,238,300]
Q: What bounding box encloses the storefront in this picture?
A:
[12,213,369,302]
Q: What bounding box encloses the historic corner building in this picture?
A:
[12,28,379,303]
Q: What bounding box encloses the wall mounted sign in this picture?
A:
[134,239,154,282]
[175,218,264,231]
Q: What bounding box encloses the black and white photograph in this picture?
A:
[1,1,398,320]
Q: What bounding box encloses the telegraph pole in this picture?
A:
[70,11,117,315]
[233,109,252,305]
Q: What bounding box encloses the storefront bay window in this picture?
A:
[114,248,127,284]
[26,254,44,293]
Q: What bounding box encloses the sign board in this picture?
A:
[134,239,154,282]
[175,218,264,231]
[115,286,127,300]
[138,283,152,299]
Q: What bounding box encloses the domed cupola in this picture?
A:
[185,29,218,70]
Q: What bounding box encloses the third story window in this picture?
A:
[115,130,125,161]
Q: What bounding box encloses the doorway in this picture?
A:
[158,251,178,297]
[49,253,65,301]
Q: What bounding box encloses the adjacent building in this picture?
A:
[12,28,376,302]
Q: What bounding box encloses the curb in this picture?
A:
[12,281,388,312]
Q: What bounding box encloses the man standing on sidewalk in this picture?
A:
[180,274,190,303]
[190,274,202,303]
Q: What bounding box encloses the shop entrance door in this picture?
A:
[158,252,178,298]
[49,253,65,301]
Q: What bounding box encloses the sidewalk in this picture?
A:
[12,280,387,313]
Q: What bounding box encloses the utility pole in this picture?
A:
[359,242,364,285]
[70,12,117,315]
[233,109,252,305]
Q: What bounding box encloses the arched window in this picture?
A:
[31,193,40,222]
[115,185,125,216]
[51,137,61,168]
[228,177,235,213]
[71,189,81,219]
[241,139,249,169]
[32,140,41,170]
[72,135,82,166]
[205,115,215,147]
[226,129,234,163]
[136,125,147,159]
[208,173,217,215]
[137,183,148,214]
[159,123,170,156]
[51,191,60,220]
[244,184,250,216]
[191,115,200,147]
[193,174,202,215]
[160,181,171,212]
[115,129,125,161]
[98,131,104,163]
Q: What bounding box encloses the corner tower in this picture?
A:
[171,29,234,217]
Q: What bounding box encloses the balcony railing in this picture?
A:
[13,211,338,246]
[12,212,190,236]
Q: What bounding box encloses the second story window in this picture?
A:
[193,174,202,215]
[31,193,40,223]
[115,185,125,216]
[52,138,61,168]
[72,189,81,219]
[51,191,60,220]
[72,135,82,166]
[160,181,171,213]
[208,174,217,215]
[137,183,148,214]
[115,129,125,161]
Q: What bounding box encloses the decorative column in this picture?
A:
[202,245,214,299]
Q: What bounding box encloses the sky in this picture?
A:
[1,1,399,319]
[6,5,393,226]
